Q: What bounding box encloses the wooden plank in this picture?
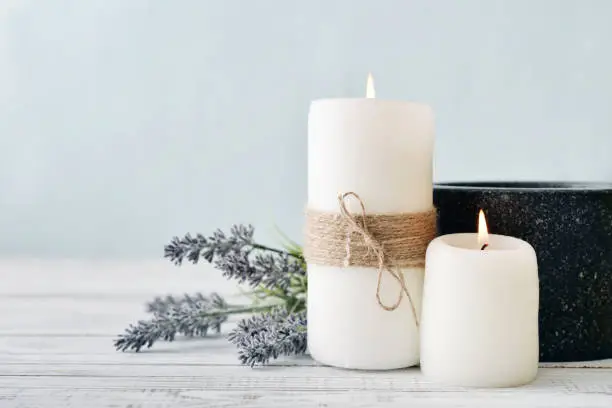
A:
[0,297,247,335]
[1,361,612,389]
[0,390,610,408]
[0,259,235,296]
[3,388,608,408]
[0,335,263,367]
[0,368,611,408]
[1,336,611,369]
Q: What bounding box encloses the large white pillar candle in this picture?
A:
[307,77,435,369]
[420,227,539,386]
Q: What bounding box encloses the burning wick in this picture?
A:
[478,209,489,251]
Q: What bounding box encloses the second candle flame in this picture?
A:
[478,210,489,249]
[366,73,376,98]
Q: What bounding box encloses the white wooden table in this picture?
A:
[1,260,611,407]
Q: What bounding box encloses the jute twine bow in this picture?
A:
[304,191,437,325]
[337,192,419,323]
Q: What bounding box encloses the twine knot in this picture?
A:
[337,192,419,321]
[304,192,436,325]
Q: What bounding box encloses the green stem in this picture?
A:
[251,243,304,260]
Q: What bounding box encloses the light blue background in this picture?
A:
[0,0,610,258]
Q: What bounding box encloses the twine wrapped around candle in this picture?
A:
[304,192,437,323]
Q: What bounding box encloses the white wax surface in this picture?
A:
[420,233,539,387]
[307,98,435,369]
[308,99,434,213]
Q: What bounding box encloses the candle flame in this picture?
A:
[478,210,489,249]
[366,72,375,98]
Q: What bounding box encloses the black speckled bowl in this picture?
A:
[434,182,612,362]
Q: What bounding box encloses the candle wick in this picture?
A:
[480,243,489,251]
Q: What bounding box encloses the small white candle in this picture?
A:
[420,211,539,387]
[307,74,435,369]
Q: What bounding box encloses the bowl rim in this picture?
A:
[434,181,612,192]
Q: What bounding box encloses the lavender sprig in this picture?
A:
[228,308,308,366]
[164,224,306,291]
[215,250,304,290]
[146,293,208,315]
[165,225,302,266]
[164,225,257,265]
[116,293,233,352]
